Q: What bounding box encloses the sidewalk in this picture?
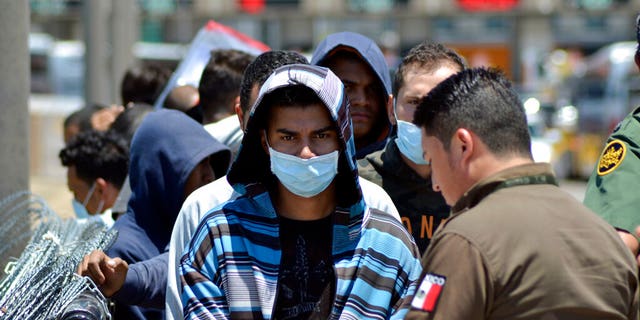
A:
[29,102,75,219]
[30,174,74,219]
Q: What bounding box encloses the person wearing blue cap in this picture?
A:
[311,31,394,159]
[180,64,421,319]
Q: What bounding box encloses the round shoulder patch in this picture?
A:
[597,139,626,176]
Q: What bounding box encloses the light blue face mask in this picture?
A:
[71,198,90,219]
[71,182,103,219]
[395,120,430,165]
[268,145,340,198]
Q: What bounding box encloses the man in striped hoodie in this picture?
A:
[180,64,422,319]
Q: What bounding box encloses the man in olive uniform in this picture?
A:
[583,108,640,255]
[583,14,640,263]
[358,42,466,253]
[405,67,638,319]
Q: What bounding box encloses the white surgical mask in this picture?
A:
[395,120,430,165]
[268,145,339,198]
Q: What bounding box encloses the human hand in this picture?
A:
[76,250,128,297]
[618,230,639,257]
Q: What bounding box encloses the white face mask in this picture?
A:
[395,120,430,165]
[268,146,340,198]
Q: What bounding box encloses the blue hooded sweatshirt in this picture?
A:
[107,109,230,319]
[311,31,393,159]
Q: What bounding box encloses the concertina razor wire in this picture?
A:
[0,191,116,320]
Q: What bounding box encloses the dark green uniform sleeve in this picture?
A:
[584,107,640,239]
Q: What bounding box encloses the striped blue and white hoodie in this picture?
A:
[180,64,422,320]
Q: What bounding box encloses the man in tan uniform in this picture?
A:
[406,67,639,319]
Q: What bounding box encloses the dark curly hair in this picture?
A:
[59,130,129,188]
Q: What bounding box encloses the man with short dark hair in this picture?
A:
[311,32,394,159]
[181,64,421,319]
[120,64,172,106]
[59,130,128,224]
[358,42,466,253]
[199,49,255,156]
[199,49,255,124]
[405,67,638,319]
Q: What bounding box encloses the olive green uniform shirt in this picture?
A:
[358,140,450,254]
[584,106,640,239]
[406,163,638,320]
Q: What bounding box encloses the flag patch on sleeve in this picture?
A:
[411,273,446,312]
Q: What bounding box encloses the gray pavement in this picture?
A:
[30,174,74,219]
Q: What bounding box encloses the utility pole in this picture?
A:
[84,0,138,106]
[111,0,138,105]
[83,0,111,106]
[0,1,29,199]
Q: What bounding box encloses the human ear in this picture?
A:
[454,128,474,162]
[94,177,110,203]
[386,94,396,125]
[234,103,245,131]
[95,178,107,195]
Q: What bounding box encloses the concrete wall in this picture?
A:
[0,1,29,200]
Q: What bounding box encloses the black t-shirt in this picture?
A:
[273,214,335,320]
